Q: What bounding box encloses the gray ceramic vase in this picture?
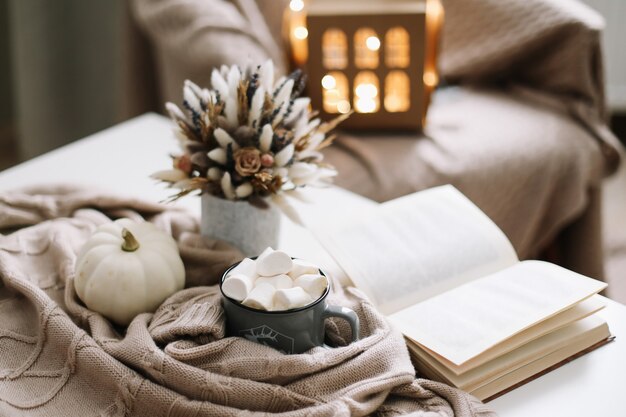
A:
[220,260,360,354]
[201,193,281,257]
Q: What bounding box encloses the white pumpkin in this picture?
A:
[74,218,185,326]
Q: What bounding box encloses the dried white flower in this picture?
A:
[207,167,223,181]
[314,167,338,185]
[289,162,317,179]
[296,149,324,162]
[185,80,202,101]
[274,143,294,167]
[172,178,196,190]
[183,85,202,114]
[151,169,188,183]
[274,167,288,179]
[165,102,187,122]
[259,124,273,153]
[258,59,274,92]
[290,163,322,186]
[235,182,254,198]
[221,172,236,200]
[214,128,239,150]
[274,79,294,111]
[294,118,320,141]
[273,76,286,94]
[211,69,229,98]
[154,61,349,205]
[208,148,227,165]
[227,66,241,98]
[224,97,238,129]
[248,86,265,127]
[219,64,229,79]
[285,97,310,125]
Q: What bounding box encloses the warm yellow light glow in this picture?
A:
[337,100,351,114]
[289,12,308,65]
[321,75,336,90]
[423,71,438,87]
[323,71,349,114]
[325,89,340,103]
[294,26,308,40]
[353,71,380,113]
[355,28,379,68]
[355,98,376,113]
[385,27,410,68]
[322,29,348,69]
[384,70,410,112]
[385,96,401,111]
[428,0,444,20]
[365,36,380,51]
[289,0,304,12]
[355,83,377,98]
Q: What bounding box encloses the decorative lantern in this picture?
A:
[287,0,443,130]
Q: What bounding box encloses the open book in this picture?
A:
[304,185,611,401]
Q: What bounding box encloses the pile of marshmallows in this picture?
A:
[223,247,328,311]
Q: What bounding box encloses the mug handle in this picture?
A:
[323,305,360,343]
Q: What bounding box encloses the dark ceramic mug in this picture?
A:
[220,259,360,354]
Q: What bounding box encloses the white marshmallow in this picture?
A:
[288,259,319,279]
[273,287,313,310]
[242,283,276,311]
[255,274,293,290]
[222,273,255,301]
[256,249,293,277]
[294,274,328,300]
[227,258,257,280]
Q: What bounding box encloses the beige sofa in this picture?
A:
[130,0,621,279]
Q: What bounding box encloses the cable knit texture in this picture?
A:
[0,185,495,416]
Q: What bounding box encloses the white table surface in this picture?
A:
[1,113,625,416]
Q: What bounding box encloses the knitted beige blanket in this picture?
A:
[0,185,495,416]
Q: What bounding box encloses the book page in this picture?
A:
[285,186,378,287]
[390,260,608,365]
[409,314,609,396]
[470,319,610,401]
[418,295,606,375]
[310,185,519,314]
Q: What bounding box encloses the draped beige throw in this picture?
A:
[0,186,495,416]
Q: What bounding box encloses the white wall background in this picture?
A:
[584,0,626,112]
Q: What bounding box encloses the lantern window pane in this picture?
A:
[322,29,348,69]
[322,71,350,114]
[354,28,379,69]
[353,71,380,113]
[384,70,410,112]
[385,27,410,68]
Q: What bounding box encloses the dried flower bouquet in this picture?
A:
[152,60,349,209]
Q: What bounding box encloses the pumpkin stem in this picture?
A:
[121,228,140,252]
